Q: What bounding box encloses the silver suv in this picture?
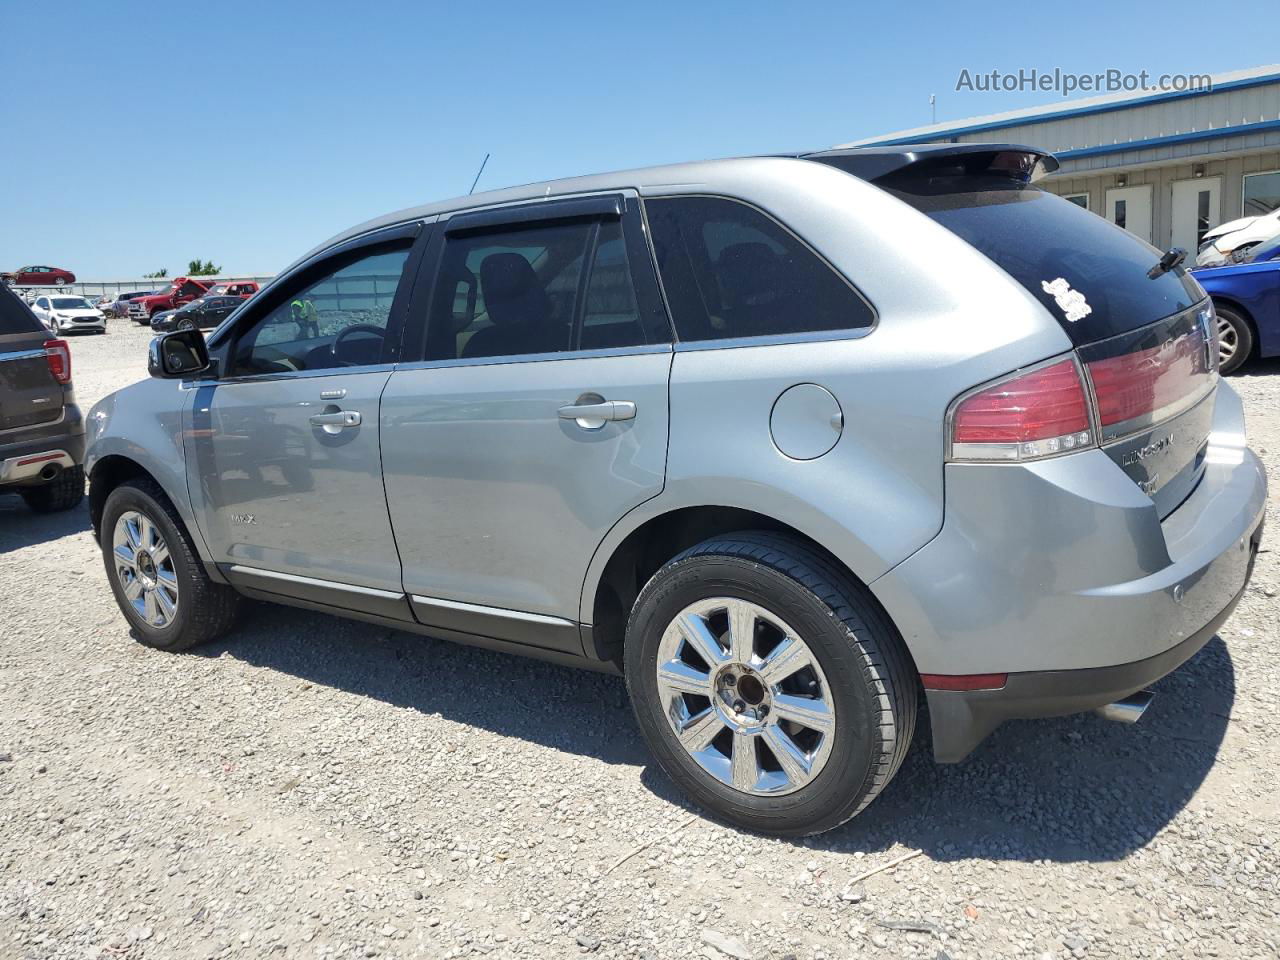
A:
[87,145,1267,836]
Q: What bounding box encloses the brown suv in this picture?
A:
[0,285,84,512]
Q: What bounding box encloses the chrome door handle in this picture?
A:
[309,409,361,432]
[558,400,636,429]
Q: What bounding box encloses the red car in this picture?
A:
[2,265,76,286]
[127,277,213,320]
[203,281,260,299]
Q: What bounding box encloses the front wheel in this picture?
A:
[625,532,917,836]
[1216,305,1254,375]
[101,479,241,650]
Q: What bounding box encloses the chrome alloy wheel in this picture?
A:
[112,510,179,628]
[655,598,836,796]
[1218,314,1239,366]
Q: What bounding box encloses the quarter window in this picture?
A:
[424,216,652,361]
[643,196,874,342]
[231,244,411,376]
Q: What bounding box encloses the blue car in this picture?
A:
[1193,233,1280,373]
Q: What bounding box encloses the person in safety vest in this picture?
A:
[290,298,320,339]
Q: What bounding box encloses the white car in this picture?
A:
[1196,207,1280,266]
[30,294,107,334]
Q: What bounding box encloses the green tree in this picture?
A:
[143,268,168,279]
[186,259,222,276]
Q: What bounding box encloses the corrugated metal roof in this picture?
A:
[838,64,1280,148]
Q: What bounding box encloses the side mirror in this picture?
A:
[149,329,211,379]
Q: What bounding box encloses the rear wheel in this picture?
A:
[20,465,84,513]
[101,478,241,650]
[625,532,916,836]
[1216,305,1254,375]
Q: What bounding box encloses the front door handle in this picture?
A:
[309,409,361,433]
[558,399,636,430]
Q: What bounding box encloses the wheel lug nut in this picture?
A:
[759,705,769,717]
[724,674,736,686]
[733,700,746,713]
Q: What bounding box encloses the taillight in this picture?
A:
[44,339,71,384]
[1082,304,1216,442]
[949,357,1094,462]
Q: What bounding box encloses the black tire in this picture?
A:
[100,478,241,651]
[625,531,917,836]
[177,318,195,331]
[19,465,84,513]
[1216,305,1254,375]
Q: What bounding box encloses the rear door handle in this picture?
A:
[557,400,637,429]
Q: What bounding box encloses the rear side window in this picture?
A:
[643,196,874,342]
[884,175,1203,344]
[0,286,44,335]
[425,217,655,361]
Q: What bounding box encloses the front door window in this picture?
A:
[231,247,411,376]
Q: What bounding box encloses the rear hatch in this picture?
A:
[842,151,1213,518]
[0,286,63,431]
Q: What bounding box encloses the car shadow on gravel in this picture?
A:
[209,600,1235,864]
[202,601,650,768]
[0,496,91,554]
[804,636,1237,863]
[1233,356,1280,380]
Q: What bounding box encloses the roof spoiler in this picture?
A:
[800,143,1060,184]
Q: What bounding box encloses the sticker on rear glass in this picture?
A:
[1041,278,1092,322]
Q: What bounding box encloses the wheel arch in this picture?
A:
[581,501,902,666]
[88,454,162,538]
[87,451,223,582]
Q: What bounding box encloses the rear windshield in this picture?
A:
[883,174,1203,345]
[0,285,45,335]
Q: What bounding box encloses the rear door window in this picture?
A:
[643,196,875,342]
[883,175,1203,345]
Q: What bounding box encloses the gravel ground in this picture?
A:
[2,321,1277,960]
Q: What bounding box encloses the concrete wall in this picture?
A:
[64,276,276,298]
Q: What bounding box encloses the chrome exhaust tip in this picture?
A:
[1095,690,1154,724]
[39,462,62,482]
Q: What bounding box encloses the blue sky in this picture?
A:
[4,0,1277,278]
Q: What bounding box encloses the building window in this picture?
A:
[1063,193,1089,210]
[1114,199,1127,230]
[1243,170,1280,216]
[1196,189,1212,248]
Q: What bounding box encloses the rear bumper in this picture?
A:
[870,380,1267,760]
[0,409,86,487]
[0,424,85,488]
[924,519,1261,761]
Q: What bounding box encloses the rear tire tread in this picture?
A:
[20,464,85,513]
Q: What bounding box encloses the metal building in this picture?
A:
[840,64,1280,254]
